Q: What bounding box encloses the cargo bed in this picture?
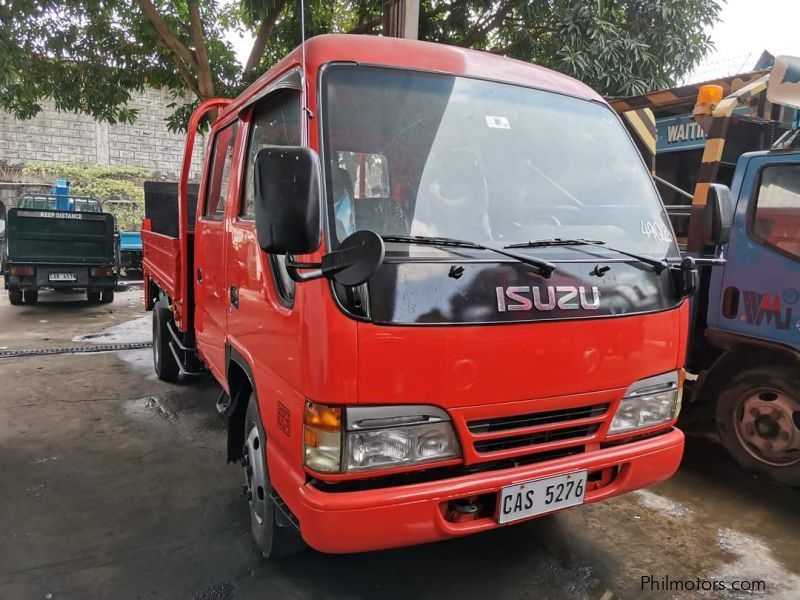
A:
[141,181,199,331]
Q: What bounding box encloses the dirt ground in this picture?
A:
[1,285,799,600]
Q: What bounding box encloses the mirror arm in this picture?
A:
[285,253,324,282]
[285,247,354,281]
[283,231,385,286]
[285,248,359,282]
[691,257,727,266]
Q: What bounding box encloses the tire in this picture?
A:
[23,289,38,304]
[243,395,305,558]
[101,289,114,303]
[8,289,23,306]
[152,306,179,383]
[716,365,800,486]
[87,291,101,303]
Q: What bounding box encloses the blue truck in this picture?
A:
[704,143,800,485]
[621,57,800,485]
[119,231,143,277]
[696,143,800,485]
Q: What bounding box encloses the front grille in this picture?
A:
[473,424,600,453]
[468,403,609,434]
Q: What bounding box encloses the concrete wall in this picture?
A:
[0,87,205,179]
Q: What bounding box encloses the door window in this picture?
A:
[204,122,239,219]
[241,89,302,303]
[753,165,800,259]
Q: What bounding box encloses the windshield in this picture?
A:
[18,196,101,212]
[321,65,678,259]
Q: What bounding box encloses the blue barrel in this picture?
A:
[52,179,71,211]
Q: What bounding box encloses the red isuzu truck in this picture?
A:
[142,35,705,557]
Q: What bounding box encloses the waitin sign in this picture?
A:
[655,107,750,154]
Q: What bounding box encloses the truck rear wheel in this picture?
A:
[101,289,114,303]
[24,290,38,304]
[716,366,800,486]
[242,395,305,558]
[8,289,23,305]
[87,291,101,303]
[152,306,179,383]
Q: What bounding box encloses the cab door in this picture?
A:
[226,86,304,394]
[195,121,240,380]
[710,154,800,349]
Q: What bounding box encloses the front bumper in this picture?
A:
[281,427,684,553]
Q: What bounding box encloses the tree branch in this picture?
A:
[159,40,201,96]
[187,0,214,98]
[132,0,196,69]
[458,0,526,48]
[244,0,288,78]
[348,14,382,35]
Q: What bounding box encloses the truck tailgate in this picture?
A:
[7,208,115,263]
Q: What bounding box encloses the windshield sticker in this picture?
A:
[485,115,511,129]
[640,220,672,243]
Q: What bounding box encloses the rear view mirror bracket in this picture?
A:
[670,255,727,300]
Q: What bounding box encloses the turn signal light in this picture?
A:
[90,267,116,277]
[303,401,342,472]
[304,402,342,431]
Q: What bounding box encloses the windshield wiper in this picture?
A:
[382,234,556,278]
[504,238,669,273]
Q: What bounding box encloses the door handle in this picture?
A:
[196,268,203,283]
[229,285,239,309]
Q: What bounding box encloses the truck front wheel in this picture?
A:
[152,306,179,383]
[8,289,23,305]
[87,291,101,303]
[24,290,38,304]
[716,366,800,486]
[242,395,305,558]
[101,289,114,303]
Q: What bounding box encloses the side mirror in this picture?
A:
[704,184,734,246]
[287,230,385,286]
[254,146,321,254]
[671,257,700,300]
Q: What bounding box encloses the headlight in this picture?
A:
[609,370,683,435]
[303,402,461,473]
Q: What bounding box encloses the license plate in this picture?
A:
[497,470,587,524]
[49,272,77,282]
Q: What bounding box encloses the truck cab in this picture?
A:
[143,35,691,557]
[698,146,800,484]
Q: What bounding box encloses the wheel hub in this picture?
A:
[243,427,267,525]
[736,389,800,466]
[152,314,160,364]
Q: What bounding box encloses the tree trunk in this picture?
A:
[244,0,288,80]
[188,1,215,99]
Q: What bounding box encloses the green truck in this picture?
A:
[1,184,118,305]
